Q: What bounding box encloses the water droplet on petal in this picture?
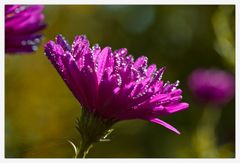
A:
[21,40,27,46]
[34,38,40,43]
[92,44,100,50]
[15,6,26,13]
[32,46,38,51]
[175,80,180,87]
[80,35,87,40]
[121,49,127,54]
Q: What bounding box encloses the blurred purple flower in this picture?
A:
[44,34,189,134]
[188,68,235,106]
[5,5,46,54]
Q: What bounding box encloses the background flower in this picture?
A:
[5,5,46,54]
[188,68,235,106]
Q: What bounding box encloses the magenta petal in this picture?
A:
[147,118,180,134]
[97,47,111,84]
[72,35,90,59]
[150,67,166,86]
[114,48,128,57]
[56,34,71,51]
[134,56,148,69]
[165,103,189,114]
[146,64,157,77]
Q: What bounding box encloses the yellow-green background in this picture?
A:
[5,5,235,158]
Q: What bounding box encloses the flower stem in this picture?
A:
[76,141,93,158]
[74,109,115,158]
[193,105,222,157]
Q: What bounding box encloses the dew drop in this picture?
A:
[32,46,38,51]
[120,48,127,55]
[21,40,27,46]
[80,35,87,40]
[27,40,34,45]
[15,6,26,13]
[92,44,100,50]
[175,80,180,87]
[34,38,40,43]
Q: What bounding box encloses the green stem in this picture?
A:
[74,109,115,158]
[193,105,222,157]
[75,141,93,158]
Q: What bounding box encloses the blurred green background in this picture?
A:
[5,5,235,158]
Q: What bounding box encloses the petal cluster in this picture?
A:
[45,35,189,134]
[5,5,46,54]
[188,68,235,106]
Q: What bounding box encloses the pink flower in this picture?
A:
[188,68,235,106]
[5,5,46,54]
[44,34,189,134]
